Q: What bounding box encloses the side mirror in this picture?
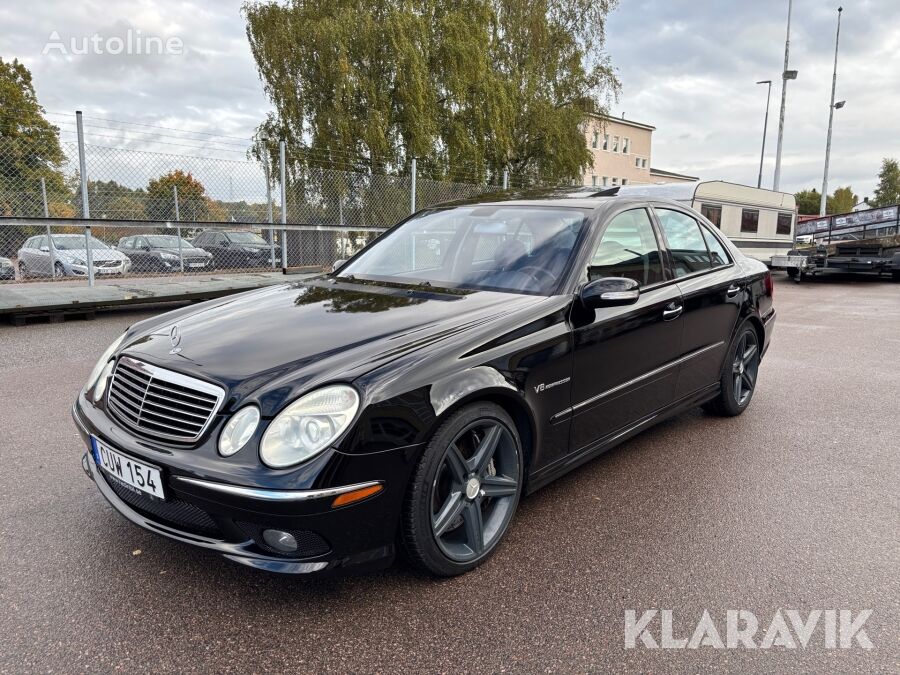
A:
[580,277,640,308]
[142,244,152,251]
[332,259,347,272]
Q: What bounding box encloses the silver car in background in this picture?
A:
[17,234,131,278]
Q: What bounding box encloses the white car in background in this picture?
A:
[17,234,131,278]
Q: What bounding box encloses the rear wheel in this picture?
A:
[402,402,523,576]
[703,323,761,417]
[18,261,27,279]
[54,261,65,277]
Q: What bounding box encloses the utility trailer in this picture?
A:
[773,237,900,282]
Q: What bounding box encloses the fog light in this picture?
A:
[262,529,298,552]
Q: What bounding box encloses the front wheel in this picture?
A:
[703,322,761,417]
[402,402,523,576]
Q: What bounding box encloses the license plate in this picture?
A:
[98,267,118,274]
[91,437,165,499]
[188,262,205,268]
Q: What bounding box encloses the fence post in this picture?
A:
[279,140,288,269]
[503,169,509,190]
[40,177,57,278]
[173,185,184,274]
[76,110,94,287]
[410,157,417,214]
[262,150,276,269]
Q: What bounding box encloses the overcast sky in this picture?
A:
[2,0,897,198]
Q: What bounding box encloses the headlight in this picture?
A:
[260,385,360,468]
[86,332,126,392]
[73,258,86,266]
[243,247,259,254]
[218,406,260,457]
[92,360,115,403]
[160,252,179,261]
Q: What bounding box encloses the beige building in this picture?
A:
[581,114,697,187]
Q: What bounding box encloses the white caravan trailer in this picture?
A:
[606,181,797,263]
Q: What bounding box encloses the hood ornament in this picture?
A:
[169,325,183,354]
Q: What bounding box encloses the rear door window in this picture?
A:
[655,208,713,277]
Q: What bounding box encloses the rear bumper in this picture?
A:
[72,399,417,575]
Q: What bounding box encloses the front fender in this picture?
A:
[429,365,519,417]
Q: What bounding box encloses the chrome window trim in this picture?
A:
[172,477,384,502]
[107,355,225,443]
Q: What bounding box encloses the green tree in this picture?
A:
[243,0,619,187]
[871,158,900,207]
[146,170,212,221]
[0,57,70,217]
[89,180,147,220]
[794,189,821,215]
[827,186,857,215]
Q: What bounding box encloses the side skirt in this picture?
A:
[525,382,721,494]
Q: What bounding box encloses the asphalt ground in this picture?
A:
[1,275,897,673]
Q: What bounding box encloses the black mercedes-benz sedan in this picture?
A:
[73,191,775,576]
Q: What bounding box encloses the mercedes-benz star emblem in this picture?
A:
[169,325,182,354]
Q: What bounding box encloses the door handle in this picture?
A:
[726,285,741,298]
[662,304,683,321]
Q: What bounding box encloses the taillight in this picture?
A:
[764,271,774,298]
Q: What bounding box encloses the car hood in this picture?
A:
[120,280,540,411]
[58,249,128,262]
[153,246,210,257]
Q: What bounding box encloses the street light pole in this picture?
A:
[773,0,794,192]
[756,80,772,189]
[820,7,844,216]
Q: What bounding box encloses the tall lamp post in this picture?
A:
[820,7,845,216]
[756,80,772,188]
[773,0,797,192]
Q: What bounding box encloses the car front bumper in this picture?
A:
[72,398,419,574]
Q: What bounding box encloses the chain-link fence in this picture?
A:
[0,111,525,285]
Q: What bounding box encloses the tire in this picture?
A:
[786,268,798,279]
[892,270,900,282]
[18,261,27,279]
[703,322,762,417]
[54,261,65,278]
[402,402,524,576]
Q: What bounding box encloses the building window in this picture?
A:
[642,158,647,168]
[591,175,597,187]
[623,137,630,154]
[612,136,619,152]
[701,204,723,228]
[621,179,628,185]
[777,212,793,235]
[612,177,619,186]
[603,134,609,150]
[602,176,609,186]
[591,131,599,149]
[635,157,641,168]
[741,209,759,233]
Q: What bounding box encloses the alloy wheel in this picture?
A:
[732,330,760,406]
[430,419,520,562]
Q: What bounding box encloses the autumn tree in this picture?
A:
[243,0,619,187]
[871,158,900,207]
[146,170,212,221]
[0,58,70,217]
[827,186,857,215]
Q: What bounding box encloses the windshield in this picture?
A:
[52,235,109,250]
[145,235,193,248]
[227,231,267,244]
[338,205,588,295]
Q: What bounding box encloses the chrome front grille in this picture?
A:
[107,356,224,443]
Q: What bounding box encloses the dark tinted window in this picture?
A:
[777,212,792,235]
[656,208,712,277]
[701,226,730,267]
[741,209,759,233]
[701,203,722,228]
[588,209,664,286]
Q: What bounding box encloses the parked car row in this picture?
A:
[6,230,281,280]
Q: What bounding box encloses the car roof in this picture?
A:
[434,186,691,211]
